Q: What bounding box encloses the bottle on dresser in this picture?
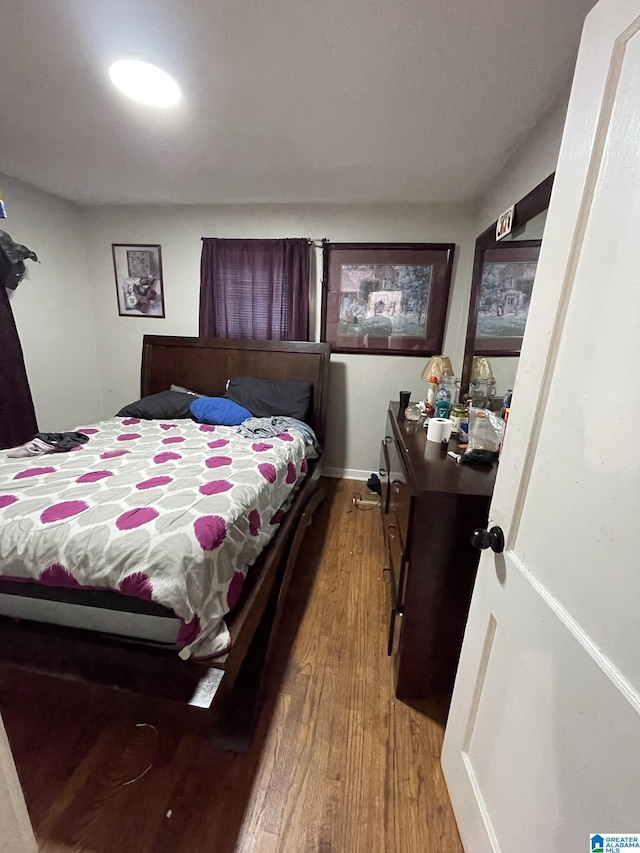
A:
[426,376,438,407]
[499,390,512,459]
[434,383,452,419]
[501,389,513,420]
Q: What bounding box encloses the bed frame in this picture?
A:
[0,336,331,747]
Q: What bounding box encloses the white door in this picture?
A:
[442,1,640,851]
[0,712,36,853]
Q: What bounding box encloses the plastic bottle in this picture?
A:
[442,375,460,405]
[427,375,438,408]
[501,389,513,420]
[435,383,451,419]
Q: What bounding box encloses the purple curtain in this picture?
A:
[0,285,38,449]
[199,238,310,340]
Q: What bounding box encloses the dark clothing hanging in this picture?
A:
[0,283,38,449]
[0,230,39,291]
[199,238,310,341]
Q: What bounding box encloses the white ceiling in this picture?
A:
[0,0,595,205]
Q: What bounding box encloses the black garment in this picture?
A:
[0,230,38,291]
[367,473,382,495]
[36,432,90,451]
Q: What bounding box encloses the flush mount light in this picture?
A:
[109,59,181,107]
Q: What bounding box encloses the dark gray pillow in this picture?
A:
[225,377,313,422]
[117,391,195,419]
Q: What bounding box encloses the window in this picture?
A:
[199,238,310,341]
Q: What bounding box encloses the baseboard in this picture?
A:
[320,467,373,481]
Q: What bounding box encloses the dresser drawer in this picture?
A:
[384,511,402,573]
[384,510,409,609]
[382,565,403,657]
[385,436,411,549]
[379,440,391,516]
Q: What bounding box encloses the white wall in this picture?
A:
[472,94,569,398]
[83,203,475,475]
[477,94,569,230]
[1,174,103,430]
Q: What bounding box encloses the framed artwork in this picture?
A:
[321,243,455,355]
[112,243,165,318]
[126,249,152,277]
[496,205,515,240]
[474,242,541,354]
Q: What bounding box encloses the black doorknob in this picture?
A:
[471,526,505,553]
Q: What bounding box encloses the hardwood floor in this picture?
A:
[0,478,463,853]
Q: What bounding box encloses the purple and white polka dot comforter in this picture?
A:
[0,417,312,659]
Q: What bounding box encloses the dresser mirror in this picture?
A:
[461,173,555,402]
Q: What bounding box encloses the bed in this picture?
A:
[0,335,331,744]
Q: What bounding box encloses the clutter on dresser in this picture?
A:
[450,403,469,436]
[420,354,455,416]
[499,389,512,458]
[435,375,460,416]
[421,373,461,442]
[426,400,504,466]
[409,353,512,467]
[500,389,513,419]
[426,417,453,444]
[426,375,437,410]
[398,390,411,419]
[461,407,505,465]
[403,403,424,422]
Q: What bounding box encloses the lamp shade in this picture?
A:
[421,355,454,382]
[470,356,495,382]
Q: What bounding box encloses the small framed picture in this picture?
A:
[496,206,515,241]
[112,244,165,318]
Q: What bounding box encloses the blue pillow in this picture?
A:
[190,397,252,426]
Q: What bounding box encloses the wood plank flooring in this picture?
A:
[0,478,463,853]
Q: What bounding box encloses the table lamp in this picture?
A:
[469,356,495,408]
[420,355,454,383]
[470,356,494,382]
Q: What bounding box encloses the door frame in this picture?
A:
[0,710,36,852]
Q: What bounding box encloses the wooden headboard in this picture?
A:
[141,336,332,448]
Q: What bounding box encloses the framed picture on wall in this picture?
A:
[321,243,455,355]
[474,242,541,354]
[112,243,165,318]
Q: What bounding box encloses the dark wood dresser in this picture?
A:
[379,402,497,702]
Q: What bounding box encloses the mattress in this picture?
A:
[0,417,311,658]
[0,578,182,645]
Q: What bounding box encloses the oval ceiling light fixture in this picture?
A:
[109,59,181,107]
